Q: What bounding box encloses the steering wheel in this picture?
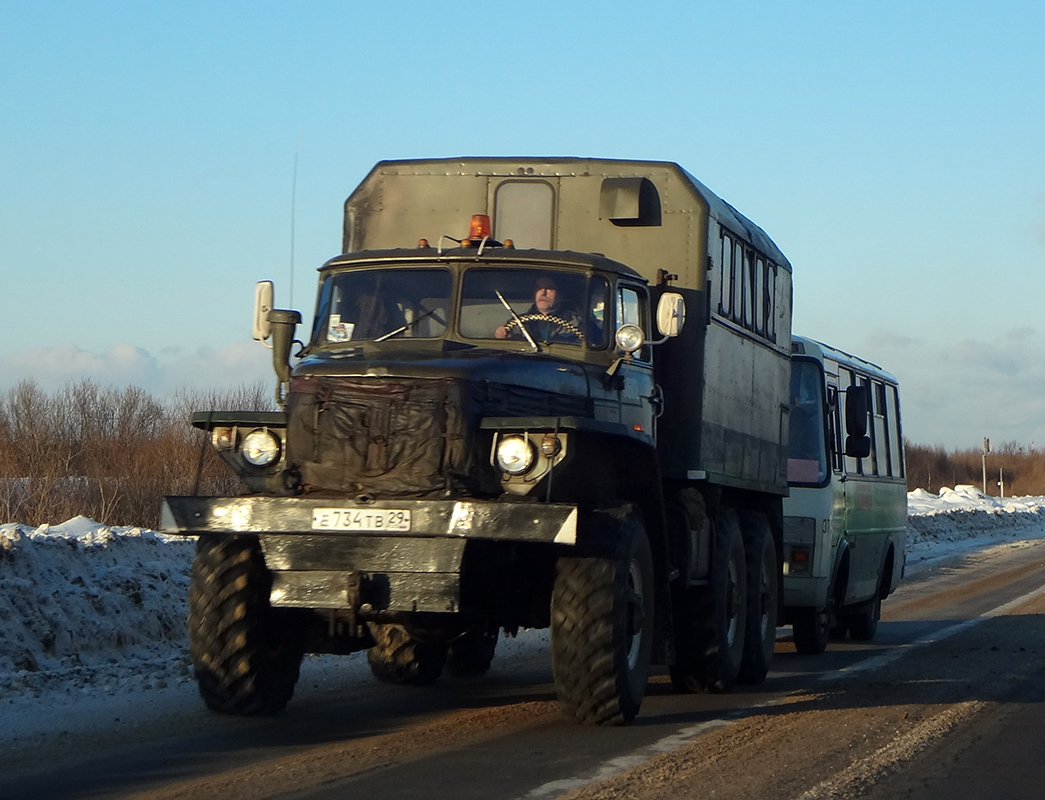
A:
[504,313,585,342]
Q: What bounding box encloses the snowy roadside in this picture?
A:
[2,484,1045,749]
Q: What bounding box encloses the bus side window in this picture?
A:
[887,384,904,478]
[873,381,891,477]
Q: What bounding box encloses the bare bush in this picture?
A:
[0,380,275,528]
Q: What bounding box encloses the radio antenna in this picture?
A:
[289,131,302,307]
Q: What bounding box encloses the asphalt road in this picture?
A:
[5,538,1045,800]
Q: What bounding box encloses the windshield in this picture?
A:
[312,268,452,344]
[788,359,828,485]
[460,268,609,348]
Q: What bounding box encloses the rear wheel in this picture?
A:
[551,507,654,725]
[366,623,448,685]
[792,607,830,655]
[670,508,747,693]
[447,626,499,678]
[188,535,304,716]
[847,593,882,641]
[737,511,778,685]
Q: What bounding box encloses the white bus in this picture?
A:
[783,335,907,654]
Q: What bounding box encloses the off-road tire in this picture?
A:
[737,511,778,685]
[671,508,747,693]
[551,507,654,725]
[366,623,448,685]
[188,535,304,716]
[447,627,499,678]
[792,607,830,655]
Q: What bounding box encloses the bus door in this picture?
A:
[838,371,885,604]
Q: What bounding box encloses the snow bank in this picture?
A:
[906,484,1045,562]
[0,518,194,698]
[3,488,1045,705]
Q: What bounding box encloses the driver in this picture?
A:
[495,275,583,343]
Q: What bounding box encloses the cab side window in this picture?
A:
[616,284,650,362]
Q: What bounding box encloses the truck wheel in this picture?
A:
[188,535,303,716]
[366,623,448,685]
[698,509,748,692]
[737,511,778,685]
[446,626,499,678]
[670,508,747,693]
[847,593,881,641]
[792,607,830,654]
[551,508,654,725]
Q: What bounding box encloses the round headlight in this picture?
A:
[241,429,281,467]
[615,324,645,353]
[495,435,535,476]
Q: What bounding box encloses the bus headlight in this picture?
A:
[241,429,281,467]
[495,435,535,475]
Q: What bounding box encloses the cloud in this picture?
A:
[865,327,1045,449]
[0,342,272,399]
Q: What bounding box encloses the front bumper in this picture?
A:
[161,496,578,614]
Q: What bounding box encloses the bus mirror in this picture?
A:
[844,383,869,437]
[253,281,274,342]
[845,434,871,459]
[656,292,686,337]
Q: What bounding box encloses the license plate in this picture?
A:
[311,507,412,532]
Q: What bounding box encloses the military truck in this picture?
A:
[161,158,794,725]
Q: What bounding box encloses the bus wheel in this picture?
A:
[792,607,830,655]
[847,593,882,641]
[366,623,448,685]
[737,511,778,685]
[189,535,304,715]
[675,508,747,693]
[551,507,654,725]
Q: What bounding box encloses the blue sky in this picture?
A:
[1,1,1043,450]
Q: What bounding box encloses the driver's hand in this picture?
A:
[495,325,508,339]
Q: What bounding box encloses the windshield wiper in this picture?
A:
[495,290,539,352]
[374,306,442,342]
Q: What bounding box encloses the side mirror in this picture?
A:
[844,383,869,436]
[656,292,686,337]
[253,281,274,342]
[844,383,871,458]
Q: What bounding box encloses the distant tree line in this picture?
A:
[0,380,273,528]
[905,440,1045,497]
[3,379,1043,528]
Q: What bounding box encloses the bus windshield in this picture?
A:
[788,359,828,485]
